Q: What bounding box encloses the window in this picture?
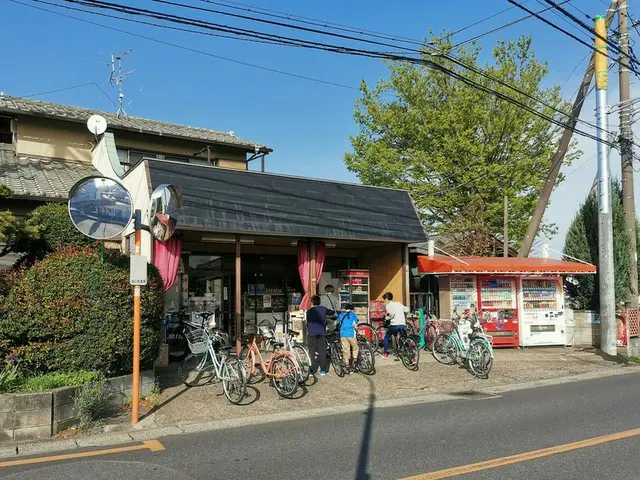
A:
[0,117,13,144]
[116,147,210,170]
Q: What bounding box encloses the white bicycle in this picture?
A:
[261,315,312,385]
[179,325,247,404]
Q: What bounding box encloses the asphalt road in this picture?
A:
[2,372,640,480]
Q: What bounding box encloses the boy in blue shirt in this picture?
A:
[336,303,359,373]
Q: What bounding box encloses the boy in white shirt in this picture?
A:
[382,291,409,358]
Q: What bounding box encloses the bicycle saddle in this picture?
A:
[289,330,300,337]
[272,342,284,348]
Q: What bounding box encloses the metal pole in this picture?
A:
[618,0,639,308]
[595,15,617,356]
[518,1,618,257]
[132,209,142,424]
[503,196,509,257]
[235,235,242,355]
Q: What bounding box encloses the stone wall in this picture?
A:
[570,310,600,347]
[0,369,155,443]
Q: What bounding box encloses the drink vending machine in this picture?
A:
[518,277,566,346]
[477,277,519,347]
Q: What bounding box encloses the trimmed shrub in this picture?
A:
[0,246,163,377]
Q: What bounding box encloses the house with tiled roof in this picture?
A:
[0,93,271,267]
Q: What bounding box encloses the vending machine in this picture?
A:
[518,277,566,346]
[449,276,478,315]
[339,270,370,322]
[477,276,519,347]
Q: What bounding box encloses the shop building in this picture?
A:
[416,253,596,348]
[119,158,426,337]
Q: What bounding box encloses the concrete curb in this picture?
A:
[0,366,638,459]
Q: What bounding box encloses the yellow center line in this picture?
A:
[0,440,165,468]
[400,427,640,480]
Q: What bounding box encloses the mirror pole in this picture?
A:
[132,209,142,425]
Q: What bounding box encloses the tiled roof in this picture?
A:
[0,146,98,200]
[0,95,270,152]
[145,159,427,243]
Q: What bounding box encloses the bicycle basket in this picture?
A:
[184,328,211,354]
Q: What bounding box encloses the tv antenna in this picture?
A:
[109,50,135,118]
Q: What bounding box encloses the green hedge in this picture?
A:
[0,246,164,377]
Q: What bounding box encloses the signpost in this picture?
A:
[69,176,182,424]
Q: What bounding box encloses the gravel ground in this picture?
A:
[149,347,628,427]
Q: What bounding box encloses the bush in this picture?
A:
[73,375,112,430]
[0,246,164,377]
[12,370,102,393]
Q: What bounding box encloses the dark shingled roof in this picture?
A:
[0,145,98,200]
[143,159,426,242]
[0,95,270,152]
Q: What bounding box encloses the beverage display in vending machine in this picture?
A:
[477,277,519,347]
[519,277,566,346]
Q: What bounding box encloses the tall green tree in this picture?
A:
[563,181,633,310]
[345,35,579,250]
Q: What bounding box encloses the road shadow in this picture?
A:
[355,374,375,480]
[238,385,261,406]
[142,384,190,420]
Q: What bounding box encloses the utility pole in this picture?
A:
[518,1,618,257]
[594,15,617,356]
[504,196,509,257]
[618,0,639,308]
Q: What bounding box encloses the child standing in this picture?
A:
[336,303,359,373]
[306,295,333,376]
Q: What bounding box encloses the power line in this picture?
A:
[9,0,360,91]
[24,80,117,106]
[50,0,606,135]
[508,0,640,76]
[451,0,573,49]
[38,0,621,147]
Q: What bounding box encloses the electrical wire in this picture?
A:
[27,0,622,147]
[52,0,609,134]
[9,0,360,91]
[508,0,640,76]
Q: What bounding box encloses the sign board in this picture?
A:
[130,255,148,286]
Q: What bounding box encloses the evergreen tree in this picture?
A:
[563,181,633,310]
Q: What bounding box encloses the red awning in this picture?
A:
[417,255,596,275]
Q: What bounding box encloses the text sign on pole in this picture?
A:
[130,255,148,286]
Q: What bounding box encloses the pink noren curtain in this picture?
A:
[297,241,311,309]
[152,236,183,292]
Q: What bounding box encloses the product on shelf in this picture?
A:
[521,279,559,311]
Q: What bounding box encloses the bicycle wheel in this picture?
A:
[466,339,493,379]
[221,356,247,404]
[292,344,311,384]
[168,326,189,362]
[424,324,437,351]
[356,323,379,354]
[432,333,456,365]
[270,354,299,398]
[241,348,266,385]
[400,337,420,371]
[406,321,418,337]
[179,352,215,387]
[330,343,346,377]
[356,341,376,375]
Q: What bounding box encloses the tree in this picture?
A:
[563,182,633,310]
[345,35,580,250]
[0,184,38,258]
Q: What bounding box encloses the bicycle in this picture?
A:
[264,315,312,385]
[356,321,386,356]
[240,325,300,398]
[326,331,376,377]
[178,325,247,404]
[386,325,420,371]
[431,309,494,378]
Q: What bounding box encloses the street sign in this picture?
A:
[130,255,148,286]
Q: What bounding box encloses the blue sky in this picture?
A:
[2,0,637,254]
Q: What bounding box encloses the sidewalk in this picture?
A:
[145,347,632,428]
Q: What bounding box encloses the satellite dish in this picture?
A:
[147,184,183,242]
[68,176,133,240]
[86,114,108,136]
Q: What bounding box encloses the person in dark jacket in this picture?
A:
[306,295,334,376]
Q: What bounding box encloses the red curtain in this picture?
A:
[152,236,183,292]
[297,241,311,309]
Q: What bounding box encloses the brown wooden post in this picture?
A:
[235,235,242,355]
[310,241,317,299]
[402,244,410,307]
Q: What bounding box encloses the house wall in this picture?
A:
[14,116,248,170]
[360,244,406,304]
